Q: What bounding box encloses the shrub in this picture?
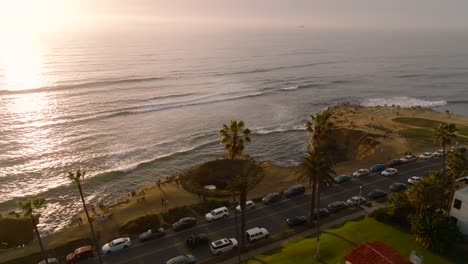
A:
[161,206,196,224]
[119,214,161,236]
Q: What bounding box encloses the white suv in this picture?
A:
[246,227,269,242]
[205,206,229,222]
[210,238,238,255]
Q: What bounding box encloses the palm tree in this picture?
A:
[433,123,457,173]
[297,151,335,260]
[17,198,48,264]
[446,152,466,213]
[67,169,102,264]
[219,120,251,159]
[227,162,258,254]
[305,112,331,154]
[408,178,446,214]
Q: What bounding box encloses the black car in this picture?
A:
[334,175,352,184]
[389,182,407,192]
[451,146,466,153]
[284,184,306,198]
[312,208,330,219]
[385,159,402,167]
[367,189,388,200]
[328,201,348,213]
[138,227,166,242]
[262,192,282,205]
[286,216,308,226]
[172,217,197,232]
[185,233,209,249]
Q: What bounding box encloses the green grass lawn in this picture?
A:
[393,117,468,137]
[247,217,456,264]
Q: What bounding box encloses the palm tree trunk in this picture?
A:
[240,190,247,250]
[309,181,316,224]
[31,215,49,264]
[78,184,103,264]
[316,181,321,260]
[233,192,241,264]
[442,145,446,176]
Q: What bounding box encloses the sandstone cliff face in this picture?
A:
[318,128,382,163]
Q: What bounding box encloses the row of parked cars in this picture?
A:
[61,146,466,264]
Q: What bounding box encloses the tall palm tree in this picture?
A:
[408,178,446,214]
[227,162,258,252]
[68,169,102,264]
[433,123,457,173]
[305,112,331,154]
[446,152,466,213]
[219,120,251,159]
[17,198,48,264]
[297,151,335,260]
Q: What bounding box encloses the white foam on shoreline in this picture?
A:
[361,96,447,108]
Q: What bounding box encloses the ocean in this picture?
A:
[1,28,467,234]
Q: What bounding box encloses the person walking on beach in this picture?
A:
[161,197,164,206]
[157,179,161,189]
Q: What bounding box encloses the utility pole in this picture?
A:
[233,192,241,264]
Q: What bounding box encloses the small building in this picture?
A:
[345,241,412,264]
[450,186,468,236]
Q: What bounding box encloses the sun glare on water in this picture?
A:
[0,0,77,91]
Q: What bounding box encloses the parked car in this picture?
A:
[433,149,445,157]
[38,258,59,264]
[66,245,94,264]
[286,216,308,226]
[334,175,352,183]
[262,192,281,205]
[246,227,269,242]
[166,255,196,264]
[172,217,197,231]
[205,206,229,222]
[367,189,388,200]
[369,164,386,173]
[185,233,209,249]
[328,201,348,213]
[451,145,466,153]
[138,227,165,242]
[389,182,407,192]
[347,196,367,206]
[236,200,256,212]
[102,237,131,254]
[312,208,330,219]
[352,169,370,177]
[210,238,238,255]
[400,155,417,163]
[385,159,402,167]
[408,176,422,184]
[381,168,398,176]
[284,184,306,198]
[419,152,433,160]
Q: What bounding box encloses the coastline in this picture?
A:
[1,104,468,262]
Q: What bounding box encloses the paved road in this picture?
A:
[85,157,443,264]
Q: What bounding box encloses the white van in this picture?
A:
[205,206,229,222]
[210,238,238,255]
[246,227,269,242]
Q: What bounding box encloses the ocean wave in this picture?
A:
[108,91,266,117]
[253,125,305,135]
[361,97,447,107]
[0,76,164,95]
[212,61,342,77]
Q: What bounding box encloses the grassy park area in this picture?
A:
[247,217,459,264]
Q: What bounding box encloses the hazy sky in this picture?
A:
[2,0,468,34]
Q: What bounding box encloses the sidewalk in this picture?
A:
[220,203,383,264]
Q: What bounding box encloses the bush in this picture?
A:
[161,206,196,224]
[119,214,161,236]
[0,216,34,248]
[369,207,391,223]
[190,199,231,213]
